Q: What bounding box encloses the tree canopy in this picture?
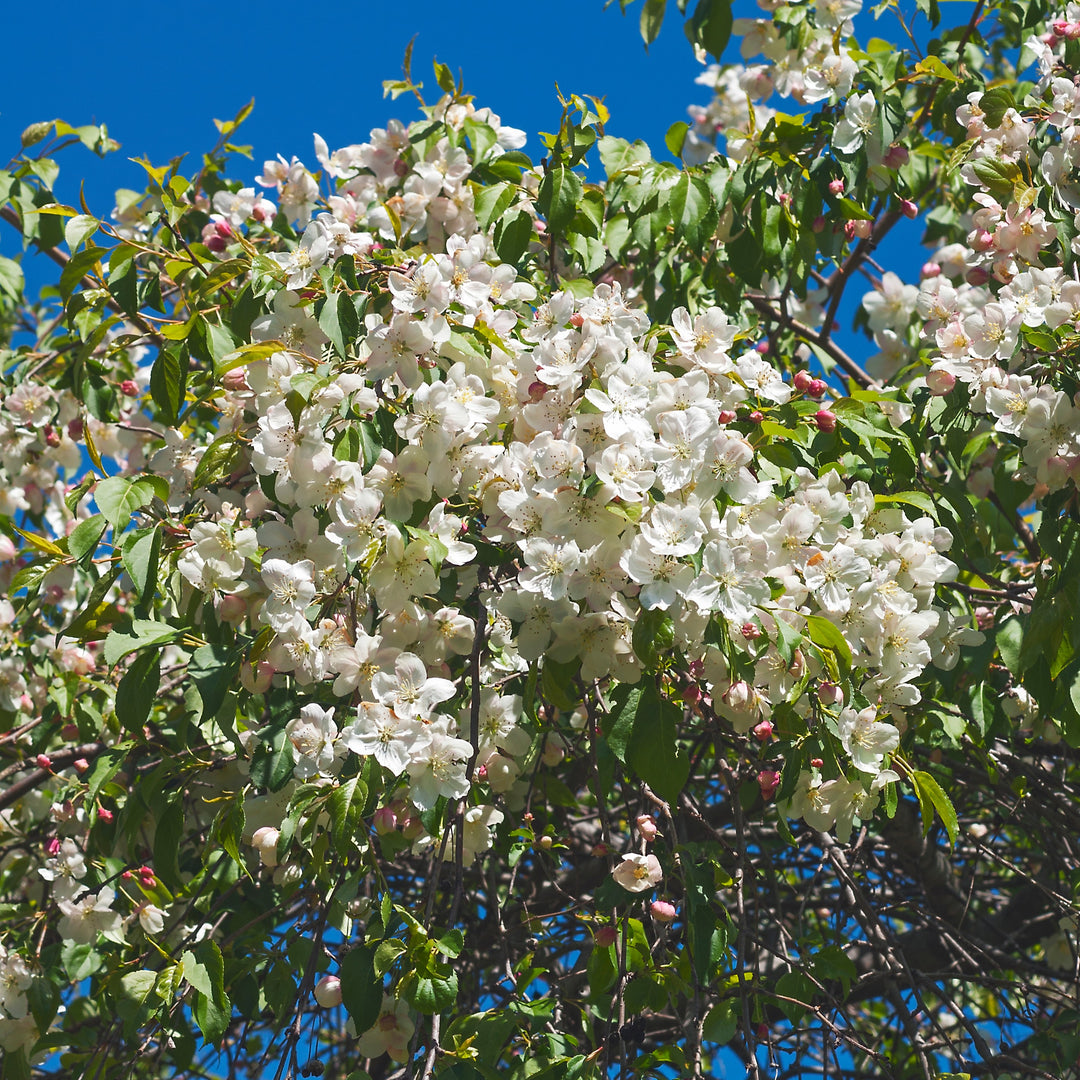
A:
[2,1,1080,1078]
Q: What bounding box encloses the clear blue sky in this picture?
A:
[1,0,709,213]
[1,0,936,356]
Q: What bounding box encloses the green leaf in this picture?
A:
[121,527,161,603]
[775,970,815,1023]
[94,476,165,533]
[183,941,231,1047]
[640,0,667,45]
[665,120,690,158]
[606,680,690,804]
[319,290,360,359]
[537,166,584,235]
[103,619,180,666]
[189,644,239,721]
[598,136,652,174]
[703,999,738,1045]
[0,254,25,302]
[68,514,107,563]
[340,945,382,1033]
[474,181,516,231]
[149,348,187,425]
[250,724,296,792]
[685,0,733,59]
[979,87,1015,128]
[408,970,458,1014]
[803,614,852,674]
[912,769,958,845]
[668,172,710,248]
[64,214,99,252]
[329,775,368,856]
[115,648,160,734]
[493,208,534,265]
[154,797,184,889]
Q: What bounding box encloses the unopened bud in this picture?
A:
[883,143,909,168]
[808,379,827,398]
[21,121,53,148]
[749,410,764,424]
[817,682,842,706]
[595,925,618,948]
[920,261,941,279]
[636,815,659,842]
[718,409,737,424]
[926,369,956,396]
[753,719,774,742]
[650,900,677,923]
[98,807,114,823]
[758,770,780,801]
[851,218,873,240]
[965,266,990,287]
[828,178,845,196]
[794,370,813,393]
[373,806,398,834]
[814,409,838,433]
[36,754,52,770]
[900,199,918,219]
[314,975,343,1008]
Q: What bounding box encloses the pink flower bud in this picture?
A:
[814,409,837,433]
[828,178,845,196]
[900,199,918,219]
[73,758,90,773]
[595,925,618,948]
[314,975,343,1008]
[817,682,842,706]
[812,215,827,232]
[36,754,52,770]
[119,380,139,397]
[636,815,659,842]
[569,313,584,328]
[965,266,990,287]
[217,593,247,624]
[753,719,774,742]
[718,410,737,424]
[794,370,813,393]
[215,220,234,239]
[810,758,824,768]
[920,261,941,279]
[222,368,249,392]
[592,842,611,857]
[393,157,410,178]
[682,683,702,706]
[43,425,61,448]
[98,807,114,823]
[844,220,856,241]
[749,410,764,424]
[883,144,909,168]
[122,869,134,881]
[373,806,398,834]
[926,369,956,396]
[741,622,761,640]
[851,219,873,240]
[650,900,677,924]
[205,233,228,254]
[755,340,769,354]
[758,770,780,801]
[808,379,827,398]
[971,229,994,252]
[46,837,61,855]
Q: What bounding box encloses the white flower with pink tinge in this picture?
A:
[356,995,415,1061]
[612,853,663,893]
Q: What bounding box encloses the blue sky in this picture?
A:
[0,0,939,360]
[1,0,708,215]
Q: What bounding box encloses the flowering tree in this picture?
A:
[3,0,1080,1076]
